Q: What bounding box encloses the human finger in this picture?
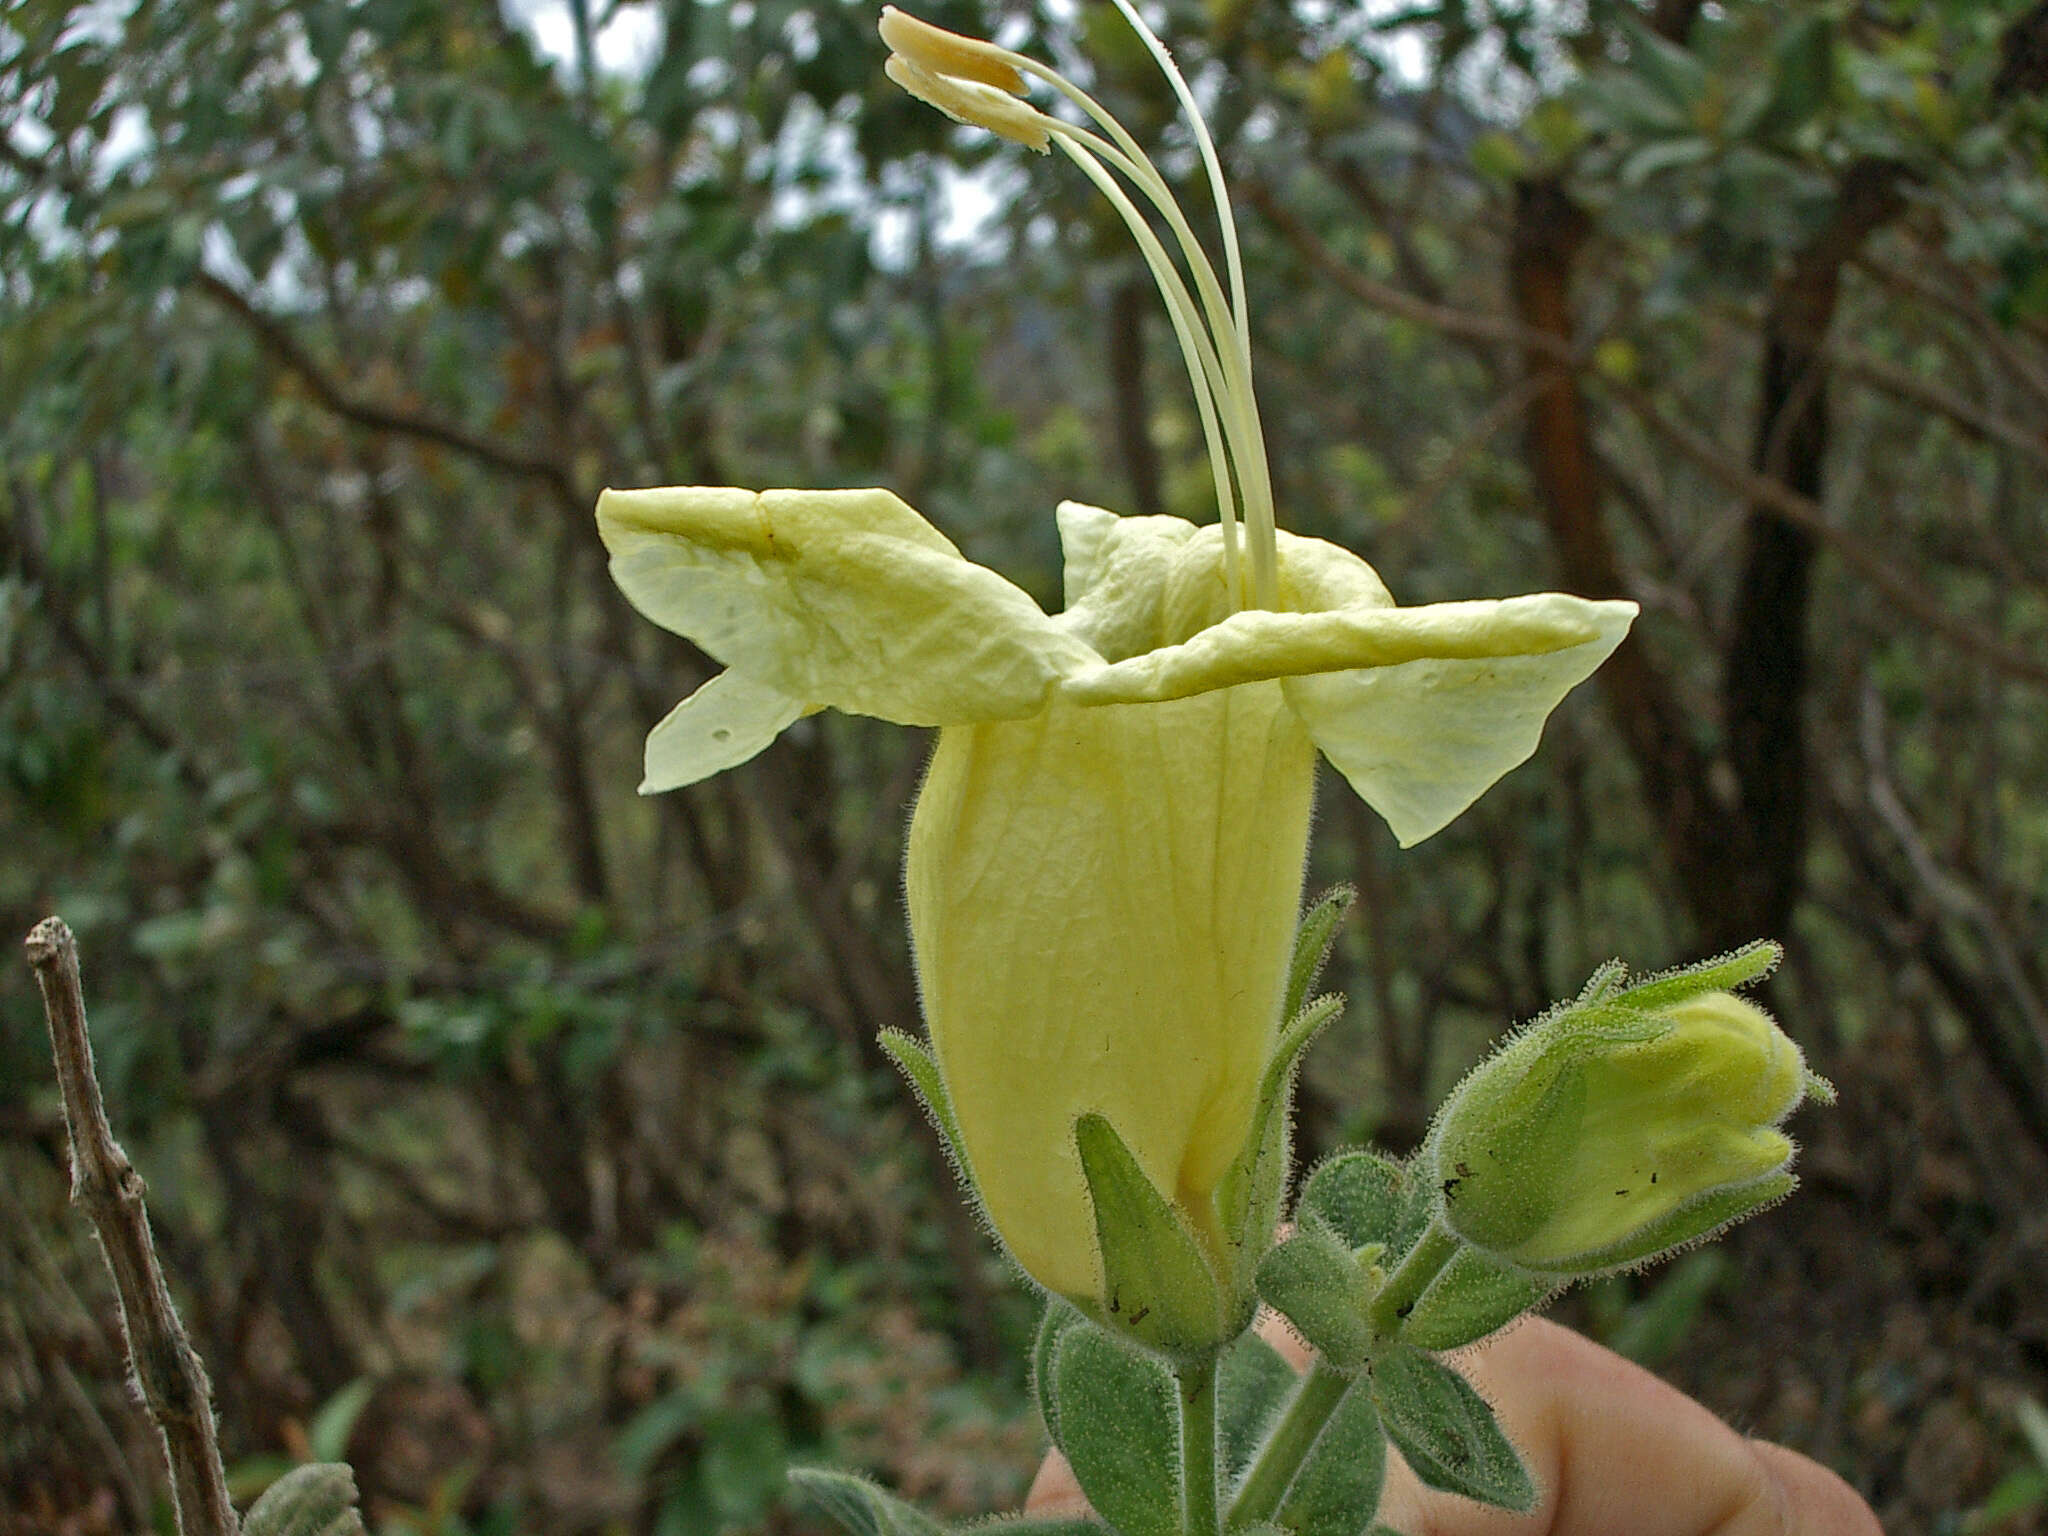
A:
[1025,1318,1878,1536]
[1373,1318,1880,1536]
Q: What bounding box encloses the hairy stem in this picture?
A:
[1179,1354,1222,1536]
[1226,1361,1351,1526]
[1367,1221,1459,1339]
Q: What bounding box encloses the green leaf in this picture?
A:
[306,1378,374,1464]
[1470,131,1529,185]
[878,1029,969,1177]
[1398,1249,1556,1352]
[1218,993,1344,1296]
[1594,1247,1728,1367]
[1615,942,1778,1012]
[1255,1222,1378,1369]
[974,1522,1109,1535]
[1370,1349,1534,1513]
[1219,1331,1300,1481]
[1286,886,1355,1022]
[1075,1113,1224,1353]
[48,46,111,135]
[1750,16,1835,142]
[1973,1464,2048,1522]
[787,1469,946,1536]
[1277,1379,1387,1536]
[617,1393,701,1478]
[1618,136,1714,189]
[1581,70,1694,137]
[1034,1300,1089,1450]
[1298,1151,1428,1259]
[703,1411,790,1521]
[1052,1325,1183,1536]
[242,1464,367,1536]
[1618,14,1708,109]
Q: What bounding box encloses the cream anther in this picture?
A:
[883,54,1052,153]
[878,7,1027,95]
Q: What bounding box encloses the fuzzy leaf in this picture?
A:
[1298,1150,1430,1259]
[1219,991,1343,1294]
[1218,991,1343,1300]
[1256,1222,1378,1369]
[1286,886,1356,1021]
[1076,1113,1223,1352]
[1370,1348,1535,1512]
[878,1029,968,1176]
[1614,942,1778,1012]
[1277,1378,1388,1536]
[1219,1331,1300,1481]
[1034,1300,1089,1450]
[1397,1248,1557,1352]
[1052,1325,1183,1536]
[787,1469,946,1536]
[243,1465,367,1536]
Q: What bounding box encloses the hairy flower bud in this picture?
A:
[1425,978,1825,1275]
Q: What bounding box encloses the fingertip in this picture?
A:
[1024,1449,1090,1518]
[1748,1440,1882,1536]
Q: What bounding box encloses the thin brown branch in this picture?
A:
[1319,157,1448,305]
[1856,248,2048,417]
[1830,342,2048,472]
[1249,182,2048,689]
[1245,182,1571,362]
[24,919,239,1536]
[1400,370,1553,527]
[1603,382,2048,689]
[1858,683,2048,1063]
[2,476,209,794]
[194,272,585,516]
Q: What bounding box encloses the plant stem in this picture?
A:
[1367,1221,1460,1338]
[1228,1225,1465,1528]
[25,918,239,1536]
[1178,1354,1221,1536]
[1227,1360,1351,1527]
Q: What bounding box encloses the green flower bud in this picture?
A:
[1425,977,1827,1275]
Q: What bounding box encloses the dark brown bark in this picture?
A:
[1720,158,1909,949]
[1649,0,1707,44]
[1994,0,2048,101]
[1508,150,1909,953]
[1506,177,1733,927]
[1108,274,1164,519]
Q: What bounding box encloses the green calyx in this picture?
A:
[1422,945,1830,1276]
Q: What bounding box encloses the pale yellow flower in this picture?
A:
[599,490,1632,1298]
[597,1,1637,1308]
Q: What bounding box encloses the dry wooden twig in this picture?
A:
[24,917,239,1536]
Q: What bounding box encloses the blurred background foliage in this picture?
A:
[3,0,2047,1530]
